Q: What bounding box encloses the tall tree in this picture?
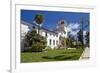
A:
[77,29,83,47]
[24,30,47,52]
[85,31,89,47]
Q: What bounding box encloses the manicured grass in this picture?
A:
[21,48,84,63]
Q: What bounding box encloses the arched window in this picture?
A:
[45,32,47,37]
[53,40,55,45]
[49,39,52,45]
[56,40,58,45]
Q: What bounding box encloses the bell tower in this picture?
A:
[58,20,66,32]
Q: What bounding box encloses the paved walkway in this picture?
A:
[80,47,90,60]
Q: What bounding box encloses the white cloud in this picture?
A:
[70,30,79,36]
[68,23,80,30]
[67,23,80,35]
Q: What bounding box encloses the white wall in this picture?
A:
[47,33,59,49]
[41,30,59,49]
[21,23,30,37]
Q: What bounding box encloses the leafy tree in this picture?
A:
[66,38,71,48]
[23,30,47,52]
[67,32,76,48]
[59,36,67,49]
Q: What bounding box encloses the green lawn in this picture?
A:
[21,49,84,63]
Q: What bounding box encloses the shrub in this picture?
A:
[31,41,46,52]
[23,30,47,52]
[44,46,52,51]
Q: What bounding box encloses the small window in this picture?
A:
[53,40,55,45]
[53,34,55,37]
[32,26,35,29]
[56,34,58,37]
[49,39,52,45]
[56,40,58,45]
[45,32,47,37]
[50,33,52,36]
[64,31,66,34]
[61,21,65,24]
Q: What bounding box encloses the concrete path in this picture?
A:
[80,47,90,60]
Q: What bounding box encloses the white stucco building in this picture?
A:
[21,20,69,51]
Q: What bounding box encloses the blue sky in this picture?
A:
[21,9,90,35]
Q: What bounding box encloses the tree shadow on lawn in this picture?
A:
[42,54,79,60]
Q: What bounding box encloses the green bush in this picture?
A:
[23,30,47,52]
[44,46,52,51]
[76,42,84,49]
[31,42,46,52]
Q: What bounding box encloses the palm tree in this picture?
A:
[34,14,44,34]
